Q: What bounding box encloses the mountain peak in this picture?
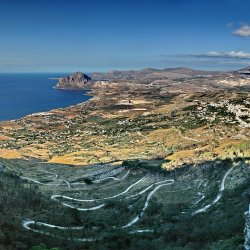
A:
[55,72,92,89]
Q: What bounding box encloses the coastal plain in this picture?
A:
[0,68,249,168]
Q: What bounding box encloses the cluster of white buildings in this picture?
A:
[209,100,250,128]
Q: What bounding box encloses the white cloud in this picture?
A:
[232,24,250,37]
[191,51,250,59]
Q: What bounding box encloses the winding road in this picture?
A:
[57,178,175,211]
[51,175,149,203]
[22,174,175,239]
[20,167,130,188]
[192,164,235,215]
[93,169,131,183]
[20,176,62,186]
[126,179,174,199]
[23,220,94,242]
[123,181,174,228]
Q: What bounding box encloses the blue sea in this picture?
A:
[0,73,91,121]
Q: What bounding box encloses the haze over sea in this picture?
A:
[0,73,91,121]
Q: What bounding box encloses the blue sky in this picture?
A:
[1,0,250,72]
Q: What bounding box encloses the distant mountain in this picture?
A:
[237,67,250,75]
[91,67,219,81]
[55,67,250,90]
[55,72,92,89]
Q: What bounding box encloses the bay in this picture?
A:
[0,73,91,121]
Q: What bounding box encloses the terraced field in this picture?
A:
[0,157,249,249]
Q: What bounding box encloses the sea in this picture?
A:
[0,73,91,121]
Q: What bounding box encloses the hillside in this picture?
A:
[0,157,249,249]
[91,67,219,81]
[0,67,249,249]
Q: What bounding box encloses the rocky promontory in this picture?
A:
[55,72,92,89]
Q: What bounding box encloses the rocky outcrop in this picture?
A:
[55,72,92,89]
[245,206,250,250]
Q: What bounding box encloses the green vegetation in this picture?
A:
[31,243,60,250]
[0,158,249,249]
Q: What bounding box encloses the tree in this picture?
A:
[30,243,60,250]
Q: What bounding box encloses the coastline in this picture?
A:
[0,73,249,167]
[0,73,92,122]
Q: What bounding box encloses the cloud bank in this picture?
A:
[190,51,250,59]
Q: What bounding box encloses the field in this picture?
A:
[0,86,249,168]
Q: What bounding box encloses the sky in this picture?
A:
[1,0,250,72]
